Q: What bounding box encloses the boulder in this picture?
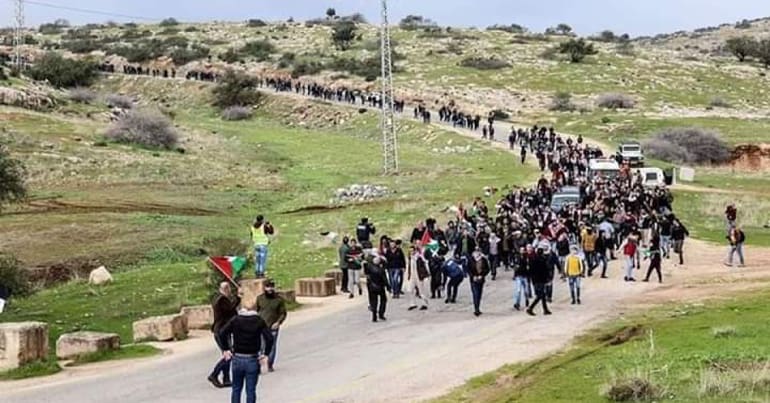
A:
[295,278,337,297]
[88,266,113,285]
[324,269,343,287]
[277,290,296,304]
[0,322,49,371]
[132,314,188,342]
[180,305,214,330]
[56,331,120,359]
[239,278,267,305]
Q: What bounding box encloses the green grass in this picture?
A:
[435,286,770,403]
[0,359,61,381]
[67,345,161,367]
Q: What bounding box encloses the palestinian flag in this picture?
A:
[420,230,440,254]
[209,256,247,282]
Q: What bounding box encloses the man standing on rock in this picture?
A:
[250,215,274,278]
[256,279,287,372]
[209,281,241,388]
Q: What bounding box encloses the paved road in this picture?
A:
[4,264,659,403]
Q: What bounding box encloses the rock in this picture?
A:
[88,266,113,285]
[180,305,214,330]
[277,290,296,304]
[56,331,120,359]
[0,322,49,371]
[324,269,343,288]
[132,314,188,342]
[295,278,337,297]
[239,278,267,306]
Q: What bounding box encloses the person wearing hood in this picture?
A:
[467,247,491,317]
[256,279,287,372]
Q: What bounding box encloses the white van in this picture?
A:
[634,167,666,187]
[588,158,620,179]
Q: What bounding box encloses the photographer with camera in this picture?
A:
[250,215,275,278]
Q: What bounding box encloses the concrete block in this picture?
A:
[679,166,695,182]
[239,278,267,305]
[132,314,188,342]
[180,305,214,330]
[294,278,336,297]
[0,322,49,371]
[324,269,343,287]
[56,331,120,359]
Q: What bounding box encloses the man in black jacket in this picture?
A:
[527,249,553,316]
[468,248,490,317]
[356,217,376,250]
[208,281,241,388]
[219,300,274,403]
[365,256,390,322]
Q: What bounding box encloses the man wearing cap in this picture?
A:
[255,279,287,372]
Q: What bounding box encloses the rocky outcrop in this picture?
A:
[56,331,120,359]
[132,314,188,342]
[334,184,390,203]
[0,86,56,110]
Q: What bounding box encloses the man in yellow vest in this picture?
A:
[564,247,584,305]
[250,215,274,278]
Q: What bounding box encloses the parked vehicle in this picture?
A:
[550,186,581,213]
[634,167,666,187]
[617,141,645,167]
[588,158,620,179]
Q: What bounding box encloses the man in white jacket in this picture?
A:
[406,244,430,311]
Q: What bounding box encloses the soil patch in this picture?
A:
[598,325,645,346]
[729,144,770,171]
[26,258,104,287]
[9,199,219,217]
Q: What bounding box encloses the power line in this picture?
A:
[24,0,158,22]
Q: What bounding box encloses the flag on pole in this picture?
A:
[420,230,439,253]
[209,256,247,282]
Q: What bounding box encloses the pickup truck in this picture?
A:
[617,141,645,167]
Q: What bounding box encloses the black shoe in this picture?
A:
[642,279,649,282]
[601,275,608,279]
[379,315,387,321]
[420,306,428,311]
[221,381,232,388]
[544,310,553,315]
[268,366,274,373]
[349,294,354,299]
[359,288,363,296]
[372,317,378,322]
[526,309,535,316]
[445,299,450,304]
[474,311,481,317]
[514,304,520,311]
[571,300,576,305]
[629,278,636,282]
[577,299,581,305]
[207,376,224,389]
[408,306,417,311]
[341,289,349,293]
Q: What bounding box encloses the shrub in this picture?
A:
[28,52,99,88]
[212,69,264,108]
[752,38,770,68]
[291,61,324,78]
[0,254,31,297]
[221,106,253,121]
[709,97,732,108]
[616,40,636,56]
[159,18,180,27]
[459,56,510,70]
[549,92,576,111]
[170,44,210,65]
[643,128,731,165]
[725,36,757,62]
[240,40,275,61]
[735,19,752,29]
[490,109,510,120]
[487,24,527,34]
[68,88,97,104]
[711,326,738,338]
[559,38,598,63]
[399,15,437,31]
[105,94,134,109]
[111,39,166,63]
[0,146,26,211]
[596,93,636,109]
[540,45,561,60]
[0,67,7,81]
[328,56,382,79]
[219,48,242,64]
[247,19,267,28]
[105,109,178,149]
[332,21,358,51]
[60,39,102,54]
[604,376,663,402]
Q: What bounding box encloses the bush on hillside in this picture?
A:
[487,24,527,34]
[0,67,8,81]
[247,19,267,28]
[38,19,70,35]
[752,38,770,68]
[328,56,383,80]
[596,93,636,109]
[490,109,510,120]
[0,254,31,297]
[559,38,598,63]
[708,97,732,108]
[549,92,576,112]
[616,40,636,56]
[725,36,757,62]
[105,109,178,149]
[459,56,510,70]
[219,48,242,64]
[240,40,275,61]
[170,44,210,65]
[68,88,97,104]
[28,52,99,88]
[105,94,134,109]
[0,145,27,211]
[212,69,264,108]
[159,18,180,27]
[60,39,102,54]
[643,128,731,165]
[399,15,437,31]
[221,106,253,121]
[291,61,324,78]
[735,19,752,29]
[332,20,358,51]
[604,376,663,402]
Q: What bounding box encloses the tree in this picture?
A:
[28,52,99,87]
[0,146,26,212]
[597,30,617,42]
[559,38,598,63]
[556,23,573,35]
[725,36,757,62]
[326,8,337,18]
[753,38,770,68]
[212,69,264,108]
[159,18,179,27]
[331,21,357,51]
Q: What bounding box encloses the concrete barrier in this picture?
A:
[132,314,188,342]
[324,269,343,287]
[0,322,49,371]
[56,331,120,359]
[277,290,296,304]
[294,278,337,297]
[239,278,267,306]
[180,305,214,330]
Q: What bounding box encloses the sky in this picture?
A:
[3,0,770,36]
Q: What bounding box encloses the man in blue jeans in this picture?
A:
[219,300,274,403]
[255,279,287,372]
[250,215,274,278]
[208,282,241,388]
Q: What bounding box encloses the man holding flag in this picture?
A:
[208,281,241,388]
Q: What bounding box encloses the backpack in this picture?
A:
[737,229,746,243]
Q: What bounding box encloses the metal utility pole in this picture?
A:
[13,0,25,71]
[380,0,398,175]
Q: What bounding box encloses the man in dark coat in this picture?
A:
[365,256,390,322]
[209,281,241,388]
[527,249,553,316]
[467,248,490,317]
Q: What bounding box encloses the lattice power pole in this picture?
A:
[13,0,25,71]
[380,0,398,174]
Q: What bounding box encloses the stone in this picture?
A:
[132,314,188,342]
[239,278,267,306]
[295,278,337,297]
[56,331,120,359]
[277,290,296,304]
[180,305,214,330]
[324,269,343,287]
[678,167,695,182]
[0,322,49,371]
[88,266,113,285]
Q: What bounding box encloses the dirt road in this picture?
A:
[3,238,769,403]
